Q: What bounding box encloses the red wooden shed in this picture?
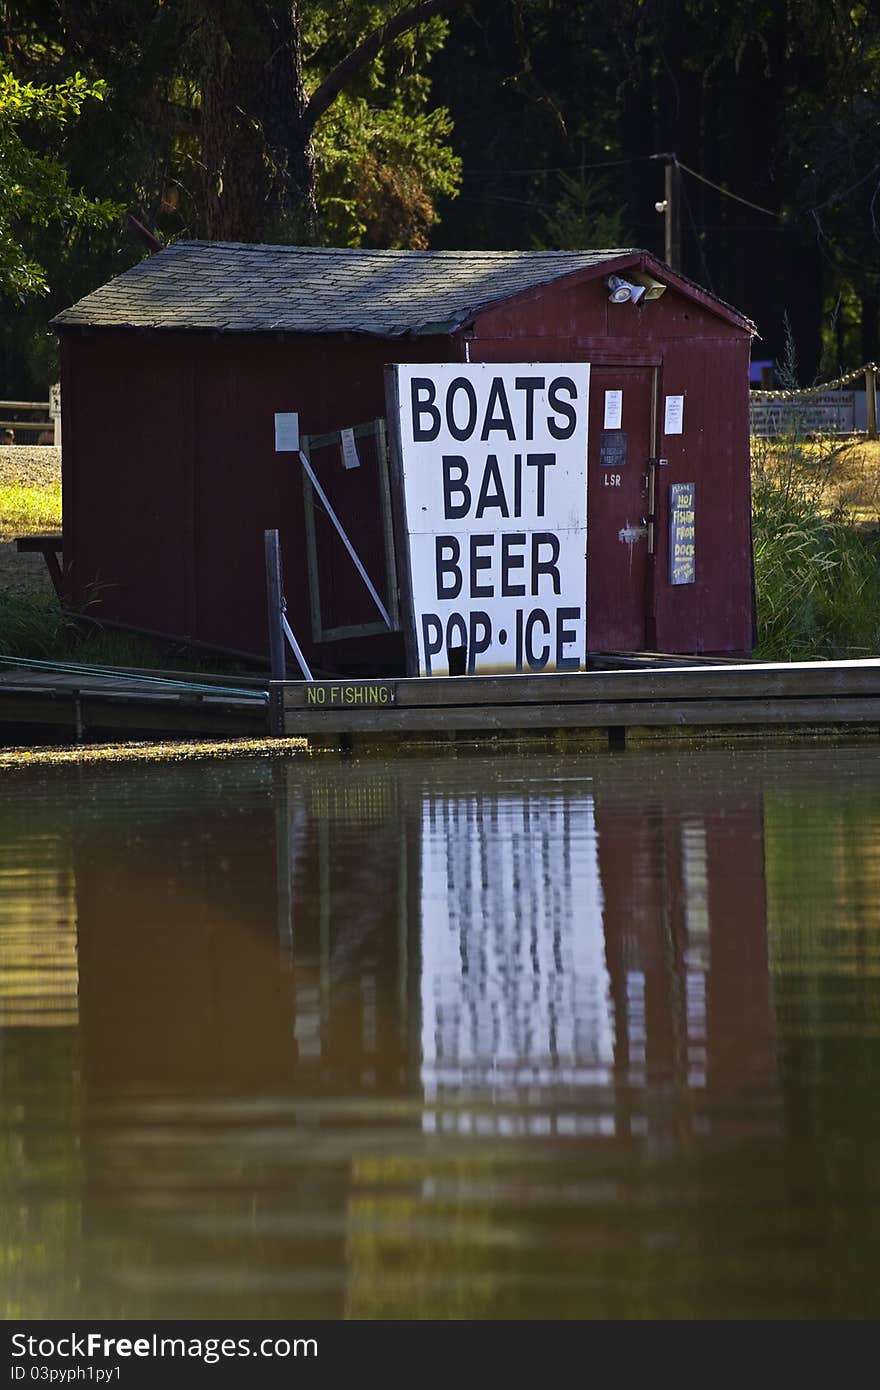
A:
[52,241,756,672]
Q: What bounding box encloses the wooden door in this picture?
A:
[586,366,656,652]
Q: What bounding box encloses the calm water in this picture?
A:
[2,743,880,1320]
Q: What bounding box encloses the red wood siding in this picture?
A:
[62,331,459,660]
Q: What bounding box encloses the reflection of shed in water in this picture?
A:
[275,758,778,1146]
[73,771,291,1091]
[66,759,777,1139]
[13,756,780,1319]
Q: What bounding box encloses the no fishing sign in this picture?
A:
[385,362,590,677]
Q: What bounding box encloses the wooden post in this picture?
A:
[264,528,286,681]
[866,365,878,441]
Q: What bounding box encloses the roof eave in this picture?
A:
[455,250,756,336]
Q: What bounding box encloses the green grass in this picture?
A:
[751,435,880,660]
[0,481,62,539]
[0,591,256,674]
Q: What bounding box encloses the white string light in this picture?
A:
[751,363,877,401]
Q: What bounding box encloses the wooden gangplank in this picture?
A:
[0,664,270,741]
[273,658,880,749]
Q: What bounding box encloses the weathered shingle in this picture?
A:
[51,240,642,336]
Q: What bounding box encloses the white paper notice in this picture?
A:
[603,389,623,430]
[274,412,300,452]
[340,427,360,469]
[664,395,684,435]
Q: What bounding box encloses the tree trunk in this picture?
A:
[861,292,879,367]
[198,0,315,243]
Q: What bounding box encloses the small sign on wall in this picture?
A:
[669,481,696,585]
[664,395,684,435]
[599,431,627,469]
[340,427,361,469]
[274,412,300,452]
[603,389,623,429]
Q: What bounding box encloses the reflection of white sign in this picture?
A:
[420,790,613,1119]
[274,412,300,452]
[604,389,623,429]
[664,394,684,434]
[387,362,590,676]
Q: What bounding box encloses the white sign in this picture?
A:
[664,394,684,434]
[274,411,300,452]
[340,427,360,469]
[388,362,590,676]
[603,389,623,430]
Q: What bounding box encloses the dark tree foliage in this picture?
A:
[2,0,878,394]
[431,0,880,379]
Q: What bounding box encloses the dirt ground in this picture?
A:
[0,445,61,598]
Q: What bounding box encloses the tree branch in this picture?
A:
[303,0,469,138]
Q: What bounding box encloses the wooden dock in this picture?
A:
[273,657,880,750]
[0,663,270,742]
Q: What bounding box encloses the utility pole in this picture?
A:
[652,153,681,272]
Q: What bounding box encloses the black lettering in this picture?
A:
[515,376,545,441]
[442,456,471,519]
[475,455,509,518]
[501,532,527,597]
[525,608,551,670]
[480,378,516,440]
[435,536,463,599]
[532,532,561,595]
[446,613,468,663]
[555,606,581,670]
[526,453,556,516]
[445,377,478,441]
[547,377,578,439]
[422,614,443,674]
[468,611,492,673]
[469,534,494,598]
[411,378,440,441]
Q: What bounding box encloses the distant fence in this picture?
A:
[750,363,878,439]
[0,385,60,445]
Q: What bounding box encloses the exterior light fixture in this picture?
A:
[606,275,646,305]
[628,271,667,300]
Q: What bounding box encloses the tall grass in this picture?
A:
[0,481,62,539]
[751,433,880,660]
[0,591,243,672]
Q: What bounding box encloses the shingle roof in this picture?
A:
[51,240,644,336]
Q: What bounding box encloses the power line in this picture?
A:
[675,161,782,219]
[462,152,786,224]
[460,155,655,179]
